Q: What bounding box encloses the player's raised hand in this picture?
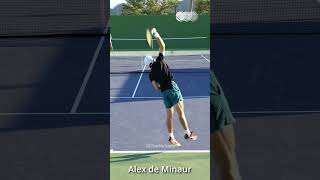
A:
[151,28,160,39]
[151,28,157,36]
[151,28,164,54]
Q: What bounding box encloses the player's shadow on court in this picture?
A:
[111,152,161,163]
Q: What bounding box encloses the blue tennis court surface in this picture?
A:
[0,37,108,130]
[0,35,109,180]
[111,52,210,151]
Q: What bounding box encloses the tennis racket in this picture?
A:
[146,28,152,48]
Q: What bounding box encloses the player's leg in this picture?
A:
[174,101,197,140]
[212,124,241,180]
[162,90,180,146]
[166,107,174,136]
[174,101,189,130]
[211,71,241,180]
[170,81,197,140]
[166,106,181,146]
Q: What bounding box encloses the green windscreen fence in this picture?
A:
[110,15,210,51]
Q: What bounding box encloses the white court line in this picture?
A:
[71,34,105,113]
[201,54,210,63]
[110,150,210,154]
[0,112,110,116]
[233,110,320,114]
[110,96,209,99]
[113,37,208,41]
[111,53,210,58]
[131,64,147,98]
[110,97,320,114]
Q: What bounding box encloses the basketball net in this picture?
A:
[176,0,198,22]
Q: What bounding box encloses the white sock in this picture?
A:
[185,129,191,136]
[169,132,174,139]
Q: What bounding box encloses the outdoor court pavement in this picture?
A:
[111,53,210,151]
[0,36,108,129]
[0,36,109,180]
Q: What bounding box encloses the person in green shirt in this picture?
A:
[211,70,242,180]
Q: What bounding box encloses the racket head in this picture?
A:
[146,29,152,48]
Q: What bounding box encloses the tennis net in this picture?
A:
[212,0,320,34]
[110,53,210,74]
[0,0,108,37]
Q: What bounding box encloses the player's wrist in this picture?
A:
[151,28,160,38]
[153,32,160,39]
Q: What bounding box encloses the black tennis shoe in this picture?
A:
[184,131,198,140]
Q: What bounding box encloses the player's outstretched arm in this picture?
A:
[151,28,165,55]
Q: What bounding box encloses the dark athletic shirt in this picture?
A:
[149,53,174,92]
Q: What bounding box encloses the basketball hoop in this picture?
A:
[176,11,198,22]
[176,0,198,22]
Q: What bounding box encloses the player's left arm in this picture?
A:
[151,80,161,91]
[151,28,165,55]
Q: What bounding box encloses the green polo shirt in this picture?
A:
[211,70,236,133]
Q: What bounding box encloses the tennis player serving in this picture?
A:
[144,28,197,146]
